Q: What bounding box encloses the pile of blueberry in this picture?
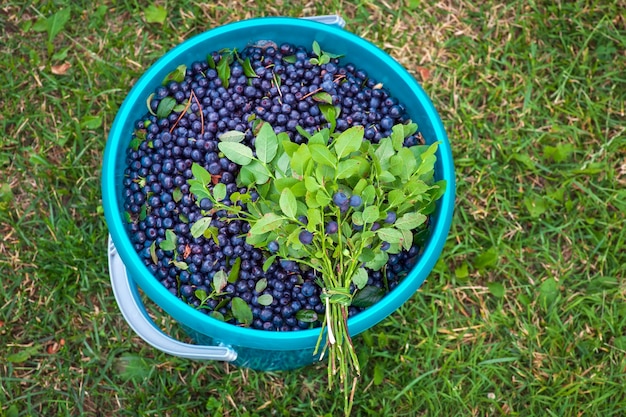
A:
[122,41,426,331]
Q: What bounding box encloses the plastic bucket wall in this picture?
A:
[102,17,456,371]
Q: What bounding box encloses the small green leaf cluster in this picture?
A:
[310,41,343,66]
[193,264,254,323]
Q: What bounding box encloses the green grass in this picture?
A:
[1,0,625,416]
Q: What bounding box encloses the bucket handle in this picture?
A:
[108,236,238,361]
[301,15,346,28]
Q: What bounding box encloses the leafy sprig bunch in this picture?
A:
[186,113,445,415]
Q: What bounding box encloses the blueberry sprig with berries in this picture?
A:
[187,116,446,416]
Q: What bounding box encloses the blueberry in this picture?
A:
[299,230,314,245]
[380,116,394,131]
[332,191,348,206]
[349,195,362,208]
[268,241,279,253]
[384,211,397,224]
[381,241,391,251]
[325,221,338,234]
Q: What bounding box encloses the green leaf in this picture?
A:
[319,104,337,131]
[336,159,361,179]
[80,115,103,130]
[283,55,296,64]
[374,138,395,169]
[156,97,176,119]
[212,183,227,202]
[387,189,405,208]
[315,189,332,207]
[274,177,300,192]
[249,213,285,235]
[362,206,380,224]
[115,354,153,381]
[162,64,186,85]
[36,8,71,44]
[239,160,270,185]
[538,278,559,309]
[213,270,228,292]
[144,4,167,24]
[279,188,298,219]
[207,54,216,69]
[231,297,253,325]
[291,181,307,198]
[543,143,575,163]
[401,229,413,251]
[474,247,498,270]
[203,226,219,244]
[242,57,258,78]
[218,141,254,165]
[257,294,273,306]
[373,363,385,385]
[455,262,470,279]
[512,153,536,169]
[309,143,337,168]
[274,151,291,177]
[209,311,225,321]
[306,207,322,231]
[333,126,364,159]
[149,240,157,264]
[6,404,18,417]
[352,268,368,290]
[217,52,232,88]
[377,227,403,244]
[218,130,246,143]
[172,187,183,202]
[296,309,318,323]
[291,144,312,176]
[312,92,333,104]
[255,122,279,163]
[138,204,147,221]
[524,195,548,218]
[394,212,427,230]
[312,40,321,57]
[304,176,321,192]
[390,124,406,151]
[171,260,188,270]
[189,182,212,201]
[159,229,177,251]
[191,217,212,238]
[352,286,385,308]
[487,282,505,298]
[295,126,312,142]
[7,348,35,363]
[146,92,156,116]
[262,255,276,272]
[255,278,268,293]
[362,185,376,206]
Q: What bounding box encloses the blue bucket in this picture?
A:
[102,16,456,371]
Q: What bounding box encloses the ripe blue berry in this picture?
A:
[325,221,338,234]
[299,230,314,245]
[349,195,362,208]
[384,211,397,224]
[268,241,279,253]
[332,191,348,206]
